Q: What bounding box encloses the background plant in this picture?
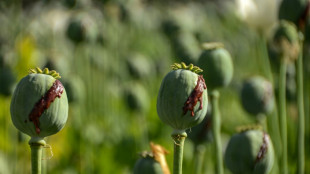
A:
[0,0,309,173]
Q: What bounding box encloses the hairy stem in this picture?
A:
[29,138,46,174]
[210,91,223,174]
[171,130,187,174]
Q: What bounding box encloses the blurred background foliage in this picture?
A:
[0,0,309,173]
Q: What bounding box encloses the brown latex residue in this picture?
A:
[255,132,269,163]
[28,80,64,134]
[183,75,207,116]
[150,142,170,174]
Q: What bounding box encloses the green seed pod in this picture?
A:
[62,75,85,104]
[161,19,180,39]
[0,67,16,96]
[66,14,98,44]
[172,32,201,64]
[157,63,208,131]
[133,153,164,174]
[197,43,233,90]
[241,76,274,116]
[274,21,299,44]
[273,20,300,61]
[224,129,274,174]
[123,82,149,112]
[279,0,309,25]
[66,19,86,43]
[126,53,154,80]
[10,68,68,138]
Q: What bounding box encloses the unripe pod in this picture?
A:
[273,20,300,61]
[123,82,149,112]
[134,142,169,174]
[197,43,233,90]
[62,75,85,104]
[66,19,86,43]
[10,68,68,138]
[133,154,164,174]
[171,32,200,64]
[241,76,274,116]
[274,20,299,44]
[126,53,154,80]
[0,67,16,96]
[157,63,208,131]
[161,19,180,39]
[224,129,274,174]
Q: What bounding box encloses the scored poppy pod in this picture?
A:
[157,62,208,131]
[10,67,68,138]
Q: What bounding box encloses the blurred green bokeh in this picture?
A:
[0,0,309,173]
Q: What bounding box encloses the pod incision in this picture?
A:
[28,80,64,134]
[255,132,269,164]
[183,75,207,116]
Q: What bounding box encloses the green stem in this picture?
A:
[261,35,282,164]
[194,144,206,174]
[279,58,287,174]
[260,36,274,82]
[137,111,149,149]
[210,91,223,174]
[171,130,187,174]
[29,137,46,174]
[296,34,305,174]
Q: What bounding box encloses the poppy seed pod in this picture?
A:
[273,20,300,61]
[0,67,16,96]
[172,32,201,64]
[62,75,85,104]
[66,19,86,43]
[126,54,154,80]
[161,19,180,39]
[134,142,169,174]
[133,153,164,174]
[274,21,299,44]
[123,82,149,112]
[10,68,68,138]
[241,76,274,116]
[157,63,208,131]
[197,43,233,90]
[224,129,274,174]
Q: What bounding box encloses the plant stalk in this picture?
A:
[261,35,282,163]
[210,91,223,174]
[259,35,274,82]
[279,58,287,174]
[296,34,305,174]
[171,130,187,174]
[194,144,206,174]
[29,138,46,174]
